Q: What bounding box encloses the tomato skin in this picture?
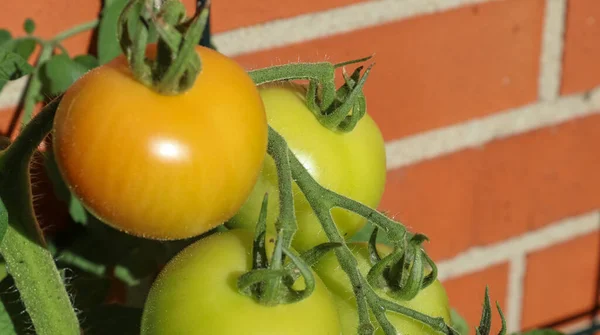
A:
[53,46,267,240]
[141,229,342,335]
[313,243,452,335]
[227,83,387,252]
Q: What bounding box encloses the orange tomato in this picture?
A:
[53,45,267,240]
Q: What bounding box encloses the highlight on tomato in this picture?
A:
[140,229,342,335]
[227,82,387,252]
[313,242,452,335]
[52,45,268,240]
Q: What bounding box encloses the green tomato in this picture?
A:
[141,229,341,335]
[227,82,387,252]
[313,242,452,335]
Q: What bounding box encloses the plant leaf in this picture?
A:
[73,54,100,70]
[11,38,36,61]
[0,30,11,47]
[0,48,34,82]
[23,19,35,34]
[451,308,470,335]
[97,0,129,64]
[41,53,88,96]
[476,287,493,335]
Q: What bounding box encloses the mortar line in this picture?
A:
[437,211,600,281]
[385,86,600,170]
[212,0,496,57]
[506,254,527,333]
[538,0,567,101]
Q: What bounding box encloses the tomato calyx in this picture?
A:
[248,56,374,132]
[237,194,322,306]
[366,227,439,301]
[117,0,210,95]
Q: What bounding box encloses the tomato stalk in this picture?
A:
[248,56,373,132]
[282,127,459,335]
[17,19,99,129]
[117,0,210,95]
[0,97,80,335]
[258,130,298,305]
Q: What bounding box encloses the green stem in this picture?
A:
[278,127,453,335]
[20,44,53,127]
[268,127,374,334]
[249,63,336,111]
[0,97,80,335]
[50,19,99,44]
[259,127,298,305]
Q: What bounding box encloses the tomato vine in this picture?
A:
[0,0,564,334]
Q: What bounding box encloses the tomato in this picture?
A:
[313,243,452,335]
[52,45,267,240]
[227,82,387,252]
[141,229,341,334]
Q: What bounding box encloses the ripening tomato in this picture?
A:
[141,229,342,335]
[313,243,452,335]
[53,45,267,240]
[227,82,387,252]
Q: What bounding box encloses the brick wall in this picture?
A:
[1,0,599,333]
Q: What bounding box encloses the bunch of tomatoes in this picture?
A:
[52,43,452,333]
[0,0,517,334]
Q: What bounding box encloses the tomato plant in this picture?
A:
[53,44,267,240]
[141,229,342,335]
[227,82,387,252]
[314,242,452,334]
[0,0,536,334]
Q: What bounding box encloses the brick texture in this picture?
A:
[443,263,510,334]
[380,114,600,260]
[211,0,367,33]
[561,0,600,95]
[521,231,600,329]
[235,0,545,141]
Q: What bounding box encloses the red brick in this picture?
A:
[442,263,509,334]
[522,232,600,329]
[561,0,600,95]
[380,114,600,260]
[552,314,600,335]
[235,0,544,141]
[211,0,366,33]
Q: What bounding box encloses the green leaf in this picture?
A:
[23,19,35,34]
[451,308,470,335]
[11,38,36,61]
[97,0,129,64]
[41,54,88,95]
[73,54,99,70]
[0,48,33,81]
[477,287,493,335]
[0,30,11,47]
